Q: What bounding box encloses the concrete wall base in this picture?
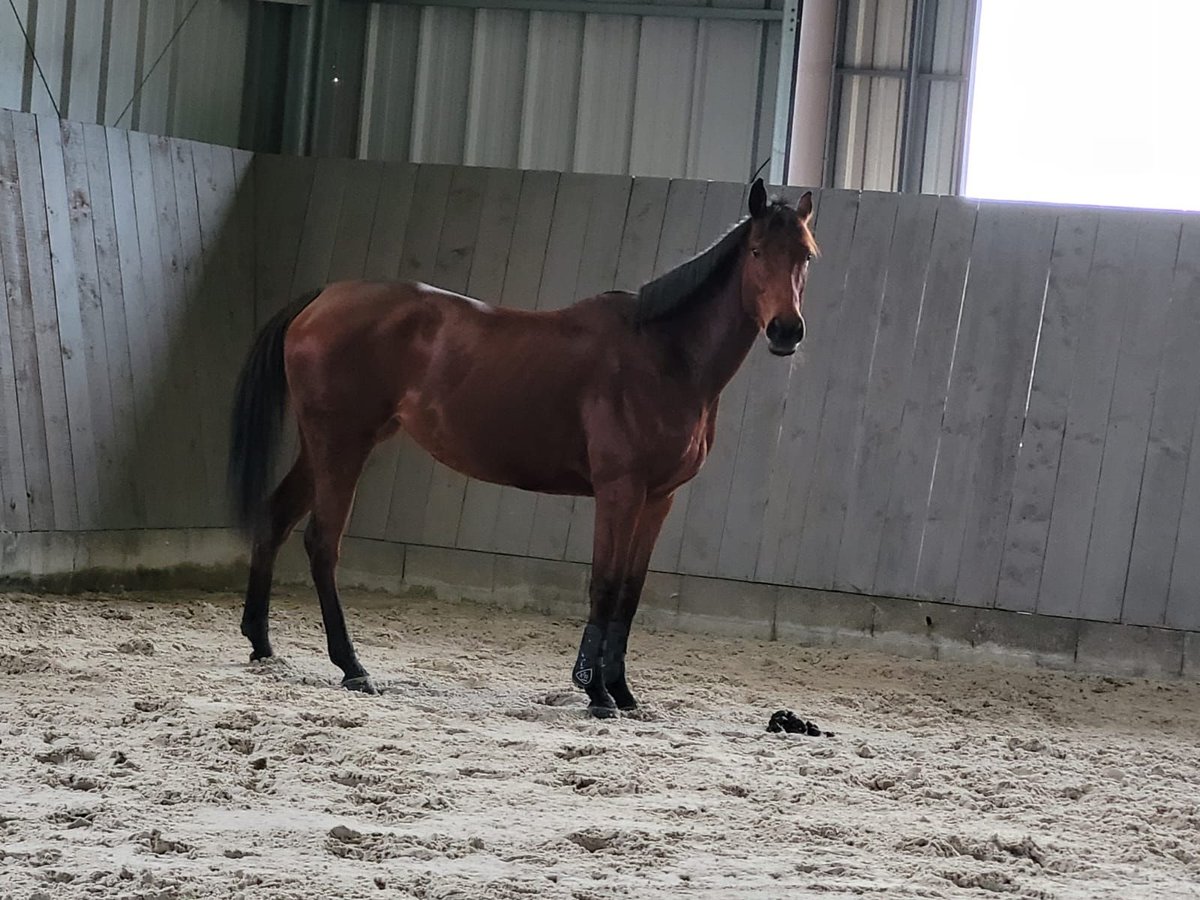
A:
[2,530,1195,682]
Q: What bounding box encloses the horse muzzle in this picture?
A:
[766,315,805,356]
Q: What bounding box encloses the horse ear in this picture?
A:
[796,191,813,223]
[749,178,767,218]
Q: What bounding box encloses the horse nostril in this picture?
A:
[768,317,803,346]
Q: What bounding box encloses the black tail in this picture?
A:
[228,291,321,533]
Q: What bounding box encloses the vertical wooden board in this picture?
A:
[573,15,639,176]
[190,141,240,527]
[526,172,595,561]
[0,206,24,530]
[126,130,174,525]
[252,154,316,325]
[791,191,900,589]
[653,179,744,572]
[755,189,860,584]
[382,165,454,545]
[289,157,352,295]
[1165,224,1200,631]
[362,163,418,281]
[13,113,79,530]
[1131,219,1200,628]
[326,162,384,282]
[562,173,638,565]
[41,118,99,528]
[518,11,585,172]
[454,167,525,551]
[611,177,670,292]
[1037,213,1152,618]
[82,124,140,527]
[149,135,210,524]
[913,204,1019,601]
[60,120,118,528]
[0,110,37,530]
[1079,215,1182,623]
[915,203,1055,604]
[105,126,155,524]
[421,165,489,548]
[572,175,634,300]
[995,211,1100,612]
[629,18,698,178]
[872,197,976,598]
[833,192,939,593]
[228,149,257,352]
[687,21,760,182]
[952,205,1057,608]
[170,137,226,525]
[346,162,419,540]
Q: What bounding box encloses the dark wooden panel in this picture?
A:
[14,112,79,530]
[0,110,38,531]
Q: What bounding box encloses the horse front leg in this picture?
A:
[602,493,673,711]
[572,479,646,718]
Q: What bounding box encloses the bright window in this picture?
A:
[964,0,1200,212]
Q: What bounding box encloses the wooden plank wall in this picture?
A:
[0,109,254,534]
[267,156,1200,631]
[3,114,1199,635]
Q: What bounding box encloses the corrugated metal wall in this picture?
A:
[0,0,250,147]
[358,1,784,183]
[830,0,972,193]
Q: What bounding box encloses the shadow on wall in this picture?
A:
[0,110,256,575]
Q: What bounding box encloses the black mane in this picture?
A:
[633,217,750,324]
[633,199,805,324]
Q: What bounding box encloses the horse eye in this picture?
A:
[751,247,761,258]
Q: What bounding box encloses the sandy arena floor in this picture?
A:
[1,588,1198,899]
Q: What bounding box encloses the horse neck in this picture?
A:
[654,254,759,400]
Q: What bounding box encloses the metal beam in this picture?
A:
[349,0,783,20]
[770,0,801,184]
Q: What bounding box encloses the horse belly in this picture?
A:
[398,389,592,495]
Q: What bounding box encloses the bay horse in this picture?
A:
[228,178,818,717]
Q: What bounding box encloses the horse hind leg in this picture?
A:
[242,452,314,660]
[301,424,377,693]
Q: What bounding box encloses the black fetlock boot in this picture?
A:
[602,621,637,710]
[572,623,616,718]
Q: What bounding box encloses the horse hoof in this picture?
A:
[588,704,618,719]
[606,683,638,711]
[342,675,379,695]
[249,648,273,662]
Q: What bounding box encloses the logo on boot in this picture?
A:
[573,665,593,687]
